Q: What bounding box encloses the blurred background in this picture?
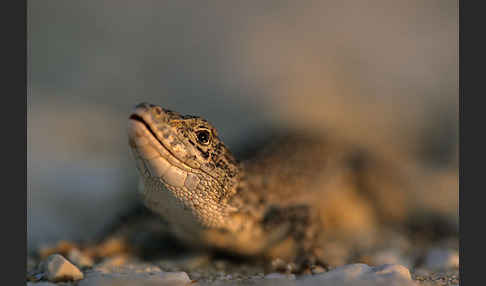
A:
[28,0,458,251]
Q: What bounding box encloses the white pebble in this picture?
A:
[158,271,191,282]
[43,254,84,282]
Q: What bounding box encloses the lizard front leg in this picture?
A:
[262,204,326,273]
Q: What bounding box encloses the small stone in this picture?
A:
[43,254,84,282]
[67,248,94,269]
[157,271,191,282]
[371,249,411,268]
[144,265,162,273]
[270,258,287,271]
[311,265,326,274]
[424,248,459,270]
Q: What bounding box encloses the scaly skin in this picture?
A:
[127,102,413,271]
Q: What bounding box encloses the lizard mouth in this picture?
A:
[128,112,194,175]
[129,114,162,145]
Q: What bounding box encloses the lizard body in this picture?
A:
[127,102,418,270]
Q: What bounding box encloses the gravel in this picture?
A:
[27,235,459,286]
[27,253,460,286]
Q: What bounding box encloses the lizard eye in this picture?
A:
[196,130,211,145]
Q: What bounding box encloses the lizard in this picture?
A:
[124,102,433,272]
[32,101,457,278]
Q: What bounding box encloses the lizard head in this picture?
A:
[127,102,241,229]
